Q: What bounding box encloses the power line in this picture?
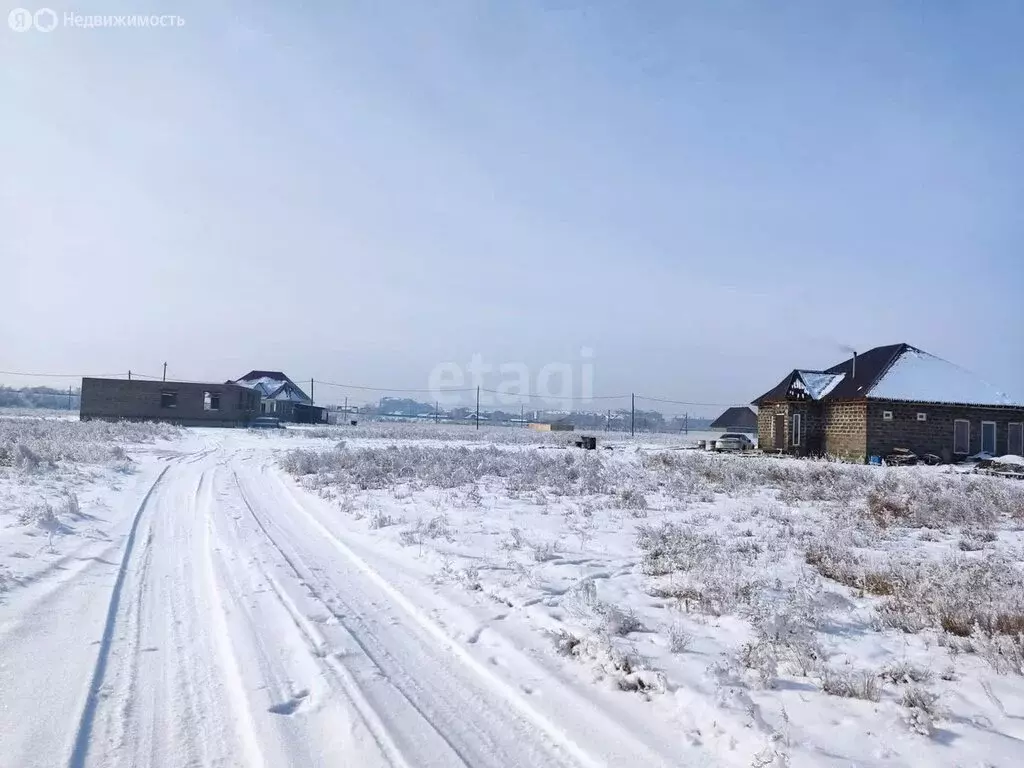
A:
[313,378,475,394]
[635,394,748,408]
[0,370,126,379]
[478,388,630,402]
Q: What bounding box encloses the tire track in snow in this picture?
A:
[197,466,267,768]
[267,468,601,768]
[66,465,169,768]
[231,471,414,768]
[235,465,586,768]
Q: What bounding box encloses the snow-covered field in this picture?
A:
[2,417,1023,767]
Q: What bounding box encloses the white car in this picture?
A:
[715,433,754,451]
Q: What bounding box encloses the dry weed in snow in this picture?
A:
[282,439,1024,766]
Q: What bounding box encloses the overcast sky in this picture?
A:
[2,1,1022,413]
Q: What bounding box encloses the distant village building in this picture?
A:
[79,377,260,427]
[708,406,758,434]
[753,343,1024,462]
[528,419,575,432]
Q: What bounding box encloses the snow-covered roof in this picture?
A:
[867,348,1022,407]
[795,371,846,400]
[234,372,312,404]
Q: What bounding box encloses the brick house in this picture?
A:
[753,343,1024,462]
[80,377,260,427]
[234,370,326,424]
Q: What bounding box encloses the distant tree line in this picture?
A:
[0,385,80,410]
[364,397,712,433]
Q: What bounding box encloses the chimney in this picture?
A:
[852,351,857,379]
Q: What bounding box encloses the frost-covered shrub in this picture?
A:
[530,541,557,562]
[616,487,648,516]
[901,686,942,735]
[636,522,721,576]
[549,629,662,694]
[879,661,933,685]
[12,443,43,472]
[667,622,693,654]
[283,444,611,496]
[0,417,180,470]
[566,578,644,637]
[62,493,82,519]
[819,667,880,701]
[369,510,395,529]
[645,451,1024,527]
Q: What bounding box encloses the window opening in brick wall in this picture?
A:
[883,411,893,421]
[917,412,927,421]
[204,391,220,411]
[953,419,970,455]
[981,421,996,456]
[791,413,801,446]
[160,390,178,409]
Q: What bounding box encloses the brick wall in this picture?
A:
[824,401,867,460]
[758,402,789,450]
[80,378,260,426]
[758,402,824,455]
[866,401,1024,460]
[757,406,776,448]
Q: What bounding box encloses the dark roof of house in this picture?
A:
[235,370,311,403]
[709,406,758,431]
[752,343,1022,408]
[238,370,290,382]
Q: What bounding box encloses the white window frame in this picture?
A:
[917,412,927,422]
[981,421,997,455]
[791,412,801,447]
[883,411,893,421]
[953,419,970,455]
[1008,423,1023,456]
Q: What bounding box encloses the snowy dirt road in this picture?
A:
[0,439,669,768]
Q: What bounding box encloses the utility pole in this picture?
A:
[520,403,524,427]
[435,401,439,424]
[310,378,315,405]
[68,385,72,410]
[344,396,348,424]
[606,409,610,432]
[162,362,167,382]
[685,412,689,435]
[475,386,480,430]
[631,393,635,437]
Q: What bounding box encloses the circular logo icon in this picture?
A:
[34,8,58,32]
[8,8,34,31]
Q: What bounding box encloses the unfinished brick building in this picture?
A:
[753,343,1024,463]
[80,377,261,427]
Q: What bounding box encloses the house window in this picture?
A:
[981,421,997,456]
[160,390,178,409]
[791,413,801,446]
[203,391,220,411]
[883,411,893,421]
[1009,423,1023,456]
[953,419,970,455]
[917,412,927,422]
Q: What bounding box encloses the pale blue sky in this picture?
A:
[2,1,1022,412]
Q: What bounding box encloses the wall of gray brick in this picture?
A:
[824,401,868,460]
[866,401,1024,461]
[758,401,824,455]
[80,378,259,426]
